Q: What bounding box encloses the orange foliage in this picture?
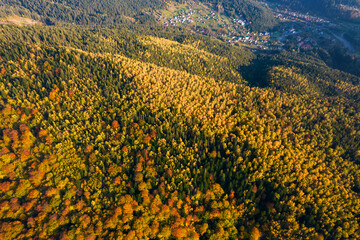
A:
[20,131,33,148]
[18,124,29,133]
[0,147,10,155]
[166,169,173,177]
[194,206,204,214]
[252,185,258,194]
[49,88,58,101]
[134,172,143,182]
[75,201,86,211]
[168,198,175,207]
[141,190,150,205]
[54,68,63,76]
[104,217,117,229]
[114,207,122,216]
[10,198,21,211]
[0,221,24,240]
[6,129,18,141]
[29,170,45,186]
[0,67,6,76]
[158,226,172,238]
[111,120,120,129]
[84,191,91,199]
[20,148,31,162]
[0,181,11,192]
[0,201,10,215]
[124,230,136,240]
[176,199,183,209]
[135,162,143,172]
[210,209,221,219]
[80,214,91,229]
[2,129,12,145]
[1,106,12,116]
[121,146,129,154]
[45,188,58,197]
[61,206,70,217]
[123,203,133,215]
[68,90,75,98]
[150,221,160,237]
[2,163,15,175]
[172,227,188,239]
[150,130,157,138]
[250,227,261,240]
[113,176,121,186]
[30,109,38,115]
[229,190,235,200]
[27,189,40,199]
[27,217,36,228]
[138,182,147,191]
[38,129,47,138]
[45,135,52,145]
[84,145,93,154]
[183,203,190,215]
[23,199,37,212]
[210,150,217,158]
[144,135,152,144]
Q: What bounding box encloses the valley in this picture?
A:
[155,0,360,57]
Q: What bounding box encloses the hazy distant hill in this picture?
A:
[269,0,360,22]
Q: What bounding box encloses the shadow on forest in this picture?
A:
[238,56,274,88]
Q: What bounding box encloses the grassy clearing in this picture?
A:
[0,16,42,26]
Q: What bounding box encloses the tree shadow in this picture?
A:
[238,54,275,88]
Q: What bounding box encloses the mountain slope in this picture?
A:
[0,0,278,30]
[1,25,360,238]
[0,0,165,24]
[241,51,360,101]
[269,0,360,22]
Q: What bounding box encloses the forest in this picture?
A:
[0,23,359,239]
[0,0,278,31]
[268,0,360,22]
[1,0,358,27]
[0,0,165,25]
[1,0,360,238]
[202,0,277,31]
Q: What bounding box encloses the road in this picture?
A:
[331,32,355,53]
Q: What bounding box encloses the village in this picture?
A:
[156,1,359,54]
[156,1,274,50]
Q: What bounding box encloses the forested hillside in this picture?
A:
[1,0,360,238]
[0,24,360,239]
[0,0,278,30]
[0,0,165,24]
[241,51,360,100]
[201,0,278,31]
[269,0,360,22]
[0,25,254,83]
